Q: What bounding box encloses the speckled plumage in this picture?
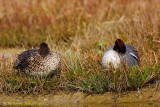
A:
[13,43,61,77]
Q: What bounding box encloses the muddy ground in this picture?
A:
[0,87,160,106]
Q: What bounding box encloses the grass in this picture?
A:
[0,51,159,94]
[0,0,160,94]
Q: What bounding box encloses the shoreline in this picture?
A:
[0,87,160,106]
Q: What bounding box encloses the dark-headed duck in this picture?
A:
[102,39,140,69]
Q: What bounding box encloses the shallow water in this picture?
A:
[0,90,160,107]
[1,102,159,107]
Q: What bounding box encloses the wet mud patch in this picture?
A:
[0,87,160,106]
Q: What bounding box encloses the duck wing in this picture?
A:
[125,44,140,62]
[13,49,38,70]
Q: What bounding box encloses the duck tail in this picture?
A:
[13,59,20,69]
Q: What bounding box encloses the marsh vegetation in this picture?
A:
[0,0,159,94]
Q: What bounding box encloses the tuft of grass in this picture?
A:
[128,64,159,89]
[82,71,108,93]
[1,71,60,94]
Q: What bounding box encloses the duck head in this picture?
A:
[113,39,126,54]
[38,43,50,57]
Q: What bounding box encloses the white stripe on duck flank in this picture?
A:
[129,52,139,60]
[102,39,140,69]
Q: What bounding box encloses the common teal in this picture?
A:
[102,39,140,69]
[13,43,61,77]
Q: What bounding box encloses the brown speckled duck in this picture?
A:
[13,43,61,77]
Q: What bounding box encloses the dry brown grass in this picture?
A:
[0,0,159,94]
[0,0,159,63]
